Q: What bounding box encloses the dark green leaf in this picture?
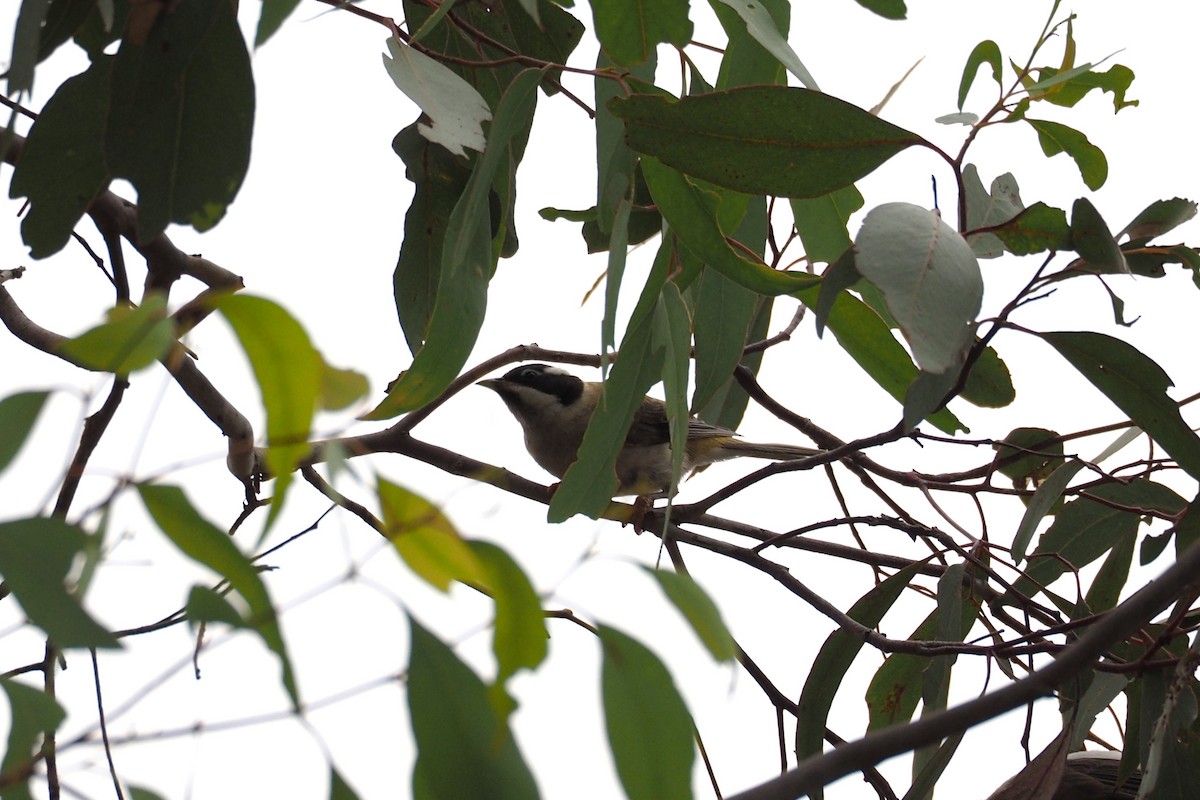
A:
[590,0,692,66]
[185,585,244,628]
[368,70,542,419]
[1071,198,1128,273]
[960,344,1015,408]
[1031,64,1138,112]
[59,295,175,376]
[654,281,693,501]
[1119,198,1198,245]
[36,0,95,63]
[710,0,789,88]
[611,86,925,198]
[691,261,757,413]
[1013,479,1186,599]
[595,55,658,237]
[855,0,905,19]
[139,484,299,708]
[599,625,695,800]
[1027,118,1108,190]
[508,0,585,95]
[407,617,540,800]
[989,201,1072,255]
[0,518,119,648]
[256,0,301,46]
[602,198,633,359]
[958,40,1002,109]
[640,157,819,295]
[712,0,814,86]
[1043,331,1200,480]
[8,0,51,96]
[649,568,737,663]
[0,679,66,800]
[127,787,168,800]
[797,563,923,767]
[9,58,112,258]
[470,541,548,681]
[0,391,50,475]
[1083,529,1135,614]
[106,0,254,240]
[993,427,1065,486]
[329,767,361,800]
[1011,460,1085,563]
[790,185,864,265]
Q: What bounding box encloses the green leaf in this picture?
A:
[9,58,112,258]
[59,295,174,376]
[139,484,299,708]
[691,260,757,413]
[185,585,245,628]
[217,294,322,527]
[329,767,361,800]
[654,281,693,501]
[640,157,819,295]
[0,390,50,475]
[958,40,1002,110]
[855,0,906,19]
[0,679,66,800]
[962,164,1023,258]
[710,0,789,88]
[1012,479,1186,599]
[469,541,548,681]
[368,69,542,419]
[713,0,816,87]
[1119,198,1198,245]
[127,787,168,800]
[1031,64,1138,112]
[1084,528,1135,614]
[382,37,491,157]
[993,427,1065,487]
[596,55,658,237]
[797,281,964,434]
[407,617,540,800]
[0,517,119,649]
[790,185,864,264]
[105,0,254,240]
[854,202,983,374]
[1071,197,1128,273]
[1043,331,1200,480]
[960,344,1015,408]
[797,563,923,779]
[378,477,486,591]
[648,569,737,662]
[1027,118,1108,190]
[610,86,925,198]
[256,0,301,46]
[602,198,634,359]
[319,363,370,411]
[589,0,692,66]
[599,625,695,800]
[989,201,1072,255]
[8,0,51,97]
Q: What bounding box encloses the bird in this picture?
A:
[478,363,821,498]
[987,750,1140,800]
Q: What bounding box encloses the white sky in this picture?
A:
[2,1,1200,798]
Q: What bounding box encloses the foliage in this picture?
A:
[1,1,1199,799]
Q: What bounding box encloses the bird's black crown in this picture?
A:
[498,364,584,405]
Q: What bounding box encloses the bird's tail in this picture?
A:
[717,440,821,462]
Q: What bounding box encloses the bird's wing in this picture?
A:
[625,396,735,447]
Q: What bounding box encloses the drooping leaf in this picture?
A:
[329,767,362,800]
[993,428,1065,487]
[610,86,926,198]
[958,40,1002,109]
[1043,331,1200,480]
[59,294,174,376]
[962,164,1023,258]
[599,625,695,800]
[589,0,692,67]
[407,617,541,800]
[255,0,301,46]
[855,0,905,19]
[649,569,737,663]
[1027,118,1108,190]
[105,0,254,240]
[709,0,788,88]
[0,679,66,800]
[378,477,486,591]
[960,344,1015,408]
[790,185,864,265]
[9,58,112,258]
[469,541,548,681]
[0,517,119,649]
[0,390,50,475]
[640,157,819,295]
[714,0,816,88]
[1119,198,1198,245]
[1070,198,1128,273]
[185,585,245,629]
[382,37,490,157]
[797,562,923,793]
[596,55,658,237]
[1029,64,1138,112]
[368,69,542,419]
[855,202,983,374]
[653,281,693,503]
[139,484,299,708]
[217,294,322,527]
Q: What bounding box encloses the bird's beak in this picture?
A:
[477,378,503,392]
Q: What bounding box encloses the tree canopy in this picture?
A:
[2,1,1200,798]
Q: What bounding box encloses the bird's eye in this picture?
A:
[520,367,540,379]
